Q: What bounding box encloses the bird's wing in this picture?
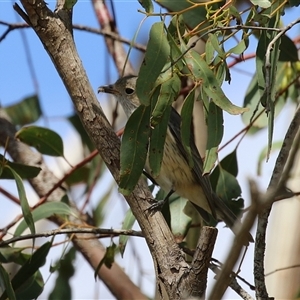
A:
[167,107,217,219]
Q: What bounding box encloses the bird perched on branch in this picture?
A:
[98,75,253,244]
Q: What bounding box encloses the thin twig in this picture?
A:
[0,227,143,247]
[210,262,254,300]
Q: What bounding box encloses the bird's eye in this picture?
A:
[125,88,134,95]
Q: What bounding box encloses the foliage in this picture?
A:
[0,0,299,298]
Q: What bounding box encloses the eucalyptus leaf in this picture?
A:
[182,44,248,115]
[119,105,151,195]
[3,95,41,126]
[16,126,64,157]
[119,209,136,257]
[203,102,223,174]
[14,202,74,237]
[0,154,41,180]
[0,264,16,300]
[137,22,170,106]
[6,166,35,238]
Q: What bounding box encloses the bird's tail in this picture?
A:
[213,193,254,245]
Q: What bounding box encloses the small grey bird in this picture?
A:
[98,75,253,243]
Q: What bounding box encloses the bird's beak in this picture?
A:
[97,85,119,95]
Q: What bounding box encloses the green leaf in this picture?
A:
[65,166,90,186]
[242,64,286,132]
[289,0,300,6]
[3,95,41,126]
[14,202,74,237]
[156,0,212,31]
[255,14,282,160]
[14,271,44,300]
[48,247,76,300]
[149,106,171,178]
[216,168,241,201]
[227,39,247,56]
[136,22,170,106]
[169,197,192,240]
[6,166,35,238]
[63,0,77,9]
[207,33,225,59]
[205,35,215,65]
[0,264,16,300]
[119,209,136,257]
[138,0,153,13]
[219,149,238,177]
[119,105,151,195]
[279,35,299,62]
[203,102,223,174]
[210,165,244,217]
[257,141,282,175]
[182,45,248,115]
[0,154,41,180]
[249,0,271,8]
[0,242,51,300]
[94,243,117,280]
[150,76,181,127]
[15,126,64,157]
[0,247,29,265]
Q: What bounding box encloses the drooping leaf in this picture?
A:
[182,44,248,115]
[14,271,44,300]
[3,95,41,126]
[203,102,223,174]
[257,141,282,175]
[0,247,29,264]
[279,35,299,62]
[289,0,300,6]
[216,168,241,201]
[150,75,181,128]
[14,202,75,237]
[242,63,286,132]
[0,264,16,300]
[219,149,238,177]
[169,197,192,242]
[138,0,153,13]
[148,77,181,177]
[119,209,136,257]
[156,0,213,31]
[15,126,64,157]
[94,243,117,280]
[249,0,271,8]
[65,166,90,186]
[0,242,52,300]
[0,154,41,180]
[48,247,76,300]
[6,166,35,238]
[255,13,282,160]
[215,167,244,216]
[149,103,171,178]
[226,39,247,56]
[208,33,225,59]
[136,22,170,106]
[119,105,151,195]
[63,0,77,9]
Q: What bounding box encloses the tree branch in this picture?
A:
[13,1,195,298]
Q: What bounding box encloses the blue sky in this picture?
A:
[1,1,299,298]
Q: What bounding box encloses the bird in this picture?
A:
[98,75,253,244]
